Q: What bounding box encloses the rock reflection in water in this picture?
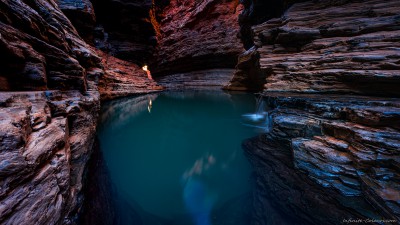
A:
[182,154,217,225]
[97,90,260,225]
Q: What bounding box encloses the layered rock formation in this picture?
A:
[151,0,244,75]
[0,0,101,92]
[56,0,97,43]
[0,90,99,224]
[230,0,400,224]
[0,0,162,224]
[95,50,163,100]
[244,93,400,225]
[226,0,400,94]
[155,69,234,90]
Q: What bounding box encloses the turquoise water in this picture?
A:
[97,91,262,225]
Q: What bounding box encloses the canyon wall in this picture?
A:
[151,0,244,76]
[226,0,400,93]
[0,0,161,224]
[89,0,156,64]
[230,0,400,224]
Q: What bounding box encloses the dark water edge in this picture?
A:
[79,139,117,225]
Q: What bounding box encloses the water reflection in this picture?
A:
[182,154,218,225]
[100,94,158,130]
[97,90,261,225]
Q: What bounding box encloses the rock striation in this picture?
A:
[0,90,99,224]
[244,93,400,224]
[95,50,163,101]
[151,0,244,75]
[230,0,400,224]
[90,0,156,64]
[0,0,101,92]
[0,0,162,224]
[155,69,234,90]
[56,0,97,44]
[226,0,400,95]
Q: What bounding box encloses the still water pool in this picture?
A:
[97,91,264,225]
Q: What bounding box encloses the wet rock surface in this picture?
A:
[244,93,400,225]
[233,1,400,223]
[151,0,244,75]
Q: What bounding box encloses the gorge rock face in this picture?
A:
[223,46,266,91]
[0,0,163,224]
[90,0,156,64]
[0,0,101,92]
[227,0,400,96]
[0,90,99,225]
[96,50,163,101]
[231,0,400,224]
[155,69,234,90]
[238,0,287,49]
[151,0,244,75]
[244,93,400,225]
[56,0,97,43]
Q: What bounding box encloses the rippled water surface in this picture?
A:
[98,91,264,225]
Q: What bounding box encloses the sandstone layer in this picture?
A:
[95,50,163,101]
[56,0,97,43]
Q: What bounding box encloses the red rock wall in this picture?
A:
[151,0,244,75]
